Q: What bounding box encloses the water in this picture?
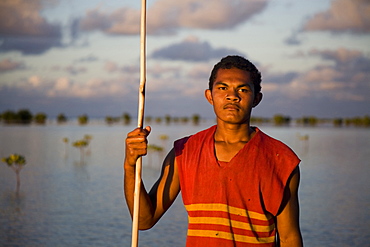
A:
[0,121,369,246]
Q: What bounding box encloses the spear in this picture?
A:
[131,0,147,246]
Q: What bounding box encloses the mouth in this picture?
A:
[223,103,240,110]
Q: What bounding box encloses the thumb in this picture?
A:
[144,126,151,135]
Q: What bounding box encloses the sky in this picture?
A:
[0,0,369,119]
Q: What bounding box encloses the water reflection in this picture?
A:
[2,190,25,214]
[1,191,25,244]
[0,123,369,246]
[295,132,310,157]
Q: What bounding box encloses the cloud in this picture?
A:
[303,0,370,34]
[49,65,88,75]
[0,0,269,54]
[79,0,269,35]
[252,48,370,117]
[65,66,87,75]
[1,47,368,118]
[265,48,370,103]
[28,75,42,87]
[0,72,141,117]
[147,64,181,80]
[104,61,120,73]
[0,0,59,37]
[148,0,269,33]
[80,8,122,33]
[308,47,363,63]
[263,72,299,85]
[0,62,211,116]
[151,36,245,61]
[284,30,303,45]
[0,0,63,54]
[0,36,63,55]
[307,49,370,98]
[0,58,25,73]
[187,63,212,79]
[49,76,138,99]
[75,54,99,63]
[102,61,140,74]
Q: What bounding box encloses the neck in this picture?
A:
[214,121,254,143]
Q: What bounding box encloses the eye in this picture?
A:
[218,86,227,90]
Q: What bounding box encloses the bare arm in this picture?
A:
[276,166,303,247]
[124,127,180,230]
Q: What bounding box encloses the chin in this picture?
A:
[218,116,249,125]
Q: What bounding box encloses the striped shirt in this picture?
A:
[174,125,300,246]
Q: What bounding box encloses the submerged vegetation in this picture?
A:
[1,154,27,193]
[250,114,370,127]
[72,135,92,163]
[0,109,369,127]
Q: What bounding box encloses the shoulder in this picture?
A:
[174,125,216,150]
[254,127,285,146]
[253,128,301,216]
[254,127,298,159]
[251,128,301,179]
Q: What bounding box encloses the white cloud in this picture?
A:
[187,63,211,79]
[303,67,338,83]
[59,77,135,98]
[151,36,245,61]
[28,76,42,87]
[148,0,268,32]
[54,77,71,91]
[260,83,279,92]
[308,48,363,62]
[262,47,370,103]
[17,46,368,107]
[0,0,62,54]
[79,0,269,35]
[0,59,25,72]
[0,0,59,37]
[303,0,370,33]
[104,61,119,72]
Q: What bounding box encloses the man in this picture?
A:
[124,55,303,246]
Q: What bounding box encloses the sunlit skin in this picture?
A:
[205,68,262,162]
[124,67,303,246]
[206,68,262,126]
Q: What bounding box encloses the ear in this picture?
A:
[205,89,214,105]
[253,92,263,108]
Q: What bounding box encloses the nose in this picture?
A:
[226,90,240,102]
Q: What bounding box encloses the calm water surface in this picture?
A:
[0,121,369,246]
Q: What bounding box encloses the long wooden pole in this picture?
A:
[131,0,146,246]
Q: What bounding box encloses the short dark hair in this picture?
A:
[208,55,262,96]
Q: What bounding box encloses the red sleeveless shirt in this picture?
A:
[174,125,300,246]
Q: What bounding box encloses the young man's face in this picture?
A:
[205,68,262,125]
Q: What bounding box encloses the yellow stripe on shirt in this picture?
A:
[188,229,276,244]
[188,216,275,233]
[185,203,273,221]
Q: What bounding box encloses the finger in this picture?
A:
[144,126,151,135]
[127,128,144,137]
[126,140,148,152]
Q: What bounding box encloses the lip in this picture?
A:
[223,103,240,110]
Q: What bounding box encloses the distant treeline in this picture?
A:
[251,114,370,127]
[1,109,48,125]
[0,109,202,126]
[1,109,369,127]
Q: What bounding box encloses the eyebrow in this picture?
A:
[214,81,252,89]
